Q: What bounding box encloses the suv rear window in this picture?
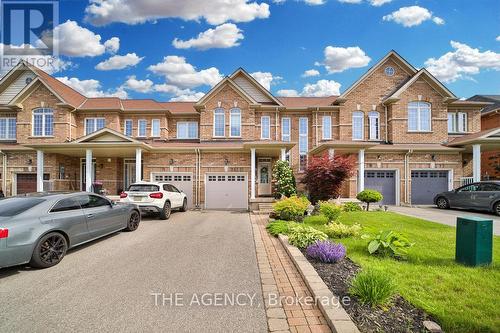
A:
[0,198,45,216]
[127,184,160,192]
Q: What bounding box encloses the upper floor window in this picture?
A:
[281,117,291,142]
[408,101,431,132]
[151,119,160,137]
[352,111,364,140]
[322,115,332,140]
[230,108,241,137]
[177,121,198,139]
[124,119,133,136]
[299,117,308,171]
[368,111,380,140]
[0,118,16,140]
[448,112,467,133]
[138,119,147,137]
[213,108,225,137]
[85,118,105,135]
[261,116,270,139]
[33,108,53,137]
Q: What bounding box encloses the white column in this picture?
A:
[135,148,142,182]
[358,149,365,193]
[251,148,256,199]
[36,150,44,192]
[85,149,92,192]
[472,144,481,182]
[281,148,286,161]
[328,148,335,159]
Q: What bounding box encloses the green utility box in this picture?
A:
[455,216,493,266]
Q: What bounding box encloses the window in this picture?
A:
[457,184,479,192]
[322,115,332,140]
[0,118,16,140]
[151,119,160,137]
[299,117,308,171]
[33,108,53,136]
[51,198,81,213]
[177,122,198,139]
[138,119,147,137]
[352,111,364,140]
[85,118,105,135]
[448,112,467,133]
[124,119,133,136]
[385,66,395,76]
[77,194,110,208]
[368,111,380,140]
[261,116,270,139]
[230,108,241,137]
[408,102,431,132]
[281,117,290,142]
[0,198,45,216]
[214,108,225,137]
[479,183,500,191]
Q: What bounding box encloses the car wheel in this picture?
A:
[494,202,500,216]
[180,198,188,212]
[125,210,140,231]
[159,201,171,220]
[29,232,68,269]
[436,197,449,209]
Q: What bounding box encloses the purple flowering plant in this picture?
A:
[306,240,346,263]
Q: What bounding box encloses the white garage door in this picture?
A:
[205,173,248,210]
[151,172,194,208]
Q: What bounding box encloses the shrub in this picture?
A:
[306,240,346,263]
[272,160,297,198]
[349,270,396,307]
[303,215,329,226]
[266,220,291,237]
[324,223,362,238]
[356,189,383,211]
[342,202,362,212]
[319,201,342,224]
[288,225,328,248]
[272,195,310,221]
[366,230,414,259]
[302,154,355,204]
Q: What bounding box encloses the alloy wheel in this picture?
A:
[39,235,67,265]
[437,198,448,209]
[128,211,140,230]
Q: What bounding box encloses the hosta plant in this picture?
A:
[288,225,327,248]
[366,230,414,259]
[266,220,298,237]
[324,223,362,238]
[306,240,346,263]
[349,270,396,307]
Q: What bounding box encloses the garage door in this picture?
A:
[364,170,396,205]
[151,172,194,208]
[16,173,50,195]
[411,170,449,205]
[205,173,248,210]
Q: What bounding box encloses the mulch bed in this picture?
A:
[301,250,436,333]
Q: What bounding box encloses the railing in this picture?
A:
[460,177,474,186]
[42,180,54,191]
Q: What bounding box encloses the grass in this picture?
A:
[303,211,500,332]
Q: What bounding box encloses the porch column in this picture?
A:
[472,144,481,182]
[36,150,44,192]
[251,148,256,199]
[358,149,365,193]
[328,148,335,159]
[85,149,93,192]
[280,148,286,161]
[135,148,142,182]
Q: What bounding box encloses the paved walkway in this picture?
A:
[251,214,331,333]
[390,206,500,235]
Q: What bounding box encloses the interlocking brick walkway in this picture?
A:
[251,214,331,333]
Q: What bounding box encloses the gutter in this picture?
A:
[384,104,388,143]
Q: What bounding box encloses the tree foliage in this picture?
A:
[272,160,297,198]
[356,189,383,211]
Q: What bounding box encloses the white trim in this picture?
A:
[151,119,161,137]
[177,121,199,139]
[352,111,364,141]
[261,116,271,140]
[213,108,225,137]
[368,111,380,140]
[229,108,242,137]
[322,115,332,140]
[137,119,147,137]
[84,117,106,136]
[407,101,431,132]
[124,119,133,136]
[0,117,16,140]
[32,108,54,137]
[298,117,308,172]
[79,157,96,192]
[281,117,291,142]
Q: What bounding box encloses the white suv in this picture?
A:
[120,182,188,219]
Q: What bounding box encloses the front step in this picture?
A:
[252,202,274,214]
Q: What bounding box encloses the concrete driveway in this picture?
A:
[390,206,500,235]
[0,211,266,333]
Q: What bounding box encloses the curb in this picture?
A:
[278,235,360,333]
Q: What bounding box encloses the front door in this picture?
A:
[124,160,136,190]
[258,162,271,196]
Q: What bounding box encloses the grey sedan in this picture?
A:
[0,192,140,269]
[434,181,500,216]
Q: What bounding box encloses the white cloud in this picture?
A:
[95,53,143,70]
[383,6,444,27]
[496,36,500,42]
[122,76,154,93]
[85,0,270,26]
[425,41,500,83]
[277,80,341,97]
[304,0,326,5]
[276,89,299,97]
[148,56,223,89]
[51,20,118,57]
[250,71,282,90]
[302,69,320,77]
[338,0,362,3]
[170,92,205,101]
[104,37,120,53]
[320,46,371,73]
[368,0,392,6]
[172,24,243,50]
[57,76,128,98]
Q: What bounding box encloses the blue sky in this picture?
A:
[36,0,500,100]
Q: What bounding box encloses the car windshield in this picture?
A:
[0,197,45,216]
[127,184,159,192]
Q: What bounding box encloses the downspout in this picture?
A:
[196,148,202,209]
[0,150,6,195]
[194,148,198,208]
[316,107,319,147]
[404,149,412,205]
[384,104,388,143]
[275,107,279,141]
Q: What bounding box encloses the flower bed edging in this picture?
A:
[278,234,360,333]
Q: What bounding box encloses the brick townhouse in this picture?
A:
[0,51,498,209]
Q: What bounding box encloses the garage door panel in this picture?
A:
[364,171,396,205]
[205,173,248,210]
[411,170,448,205]
[151,172,193,208]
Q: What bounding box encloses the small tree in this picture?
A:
[319,201,342,224]
[302,154,355,204]
[272,160,297,198]
[356,189,383,211]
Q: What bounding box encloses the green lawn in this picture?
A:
[304,211,500,332]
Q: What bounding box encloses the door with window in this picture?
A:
[124,159,136,190]
[258,161,271,196]
[76,194,122,237]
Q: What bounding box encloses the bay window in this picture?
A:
[368,111,380,140]
[151,119,160,137]
[124,119,133,136]
[230,108,241,137]
[261,116,270,139]
[281,117,290,142]
[352,111,364,140]
[85,118,105,135]
[408,101,431,132]
[177,121,198,139]
[138,119,147,137]
[299,117,308,171]
[214,108,225,137]
[0,118,16,140]
[448,112,467,133]
[33,108,53,137]
[322,115,332,140]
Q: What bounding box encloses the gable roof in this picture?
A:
[229,68,282,106]
[467,95,500,115]
[447,127,500,146]
[195,77,258,107]
[278,96,338,108]
[73,127,141,144]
